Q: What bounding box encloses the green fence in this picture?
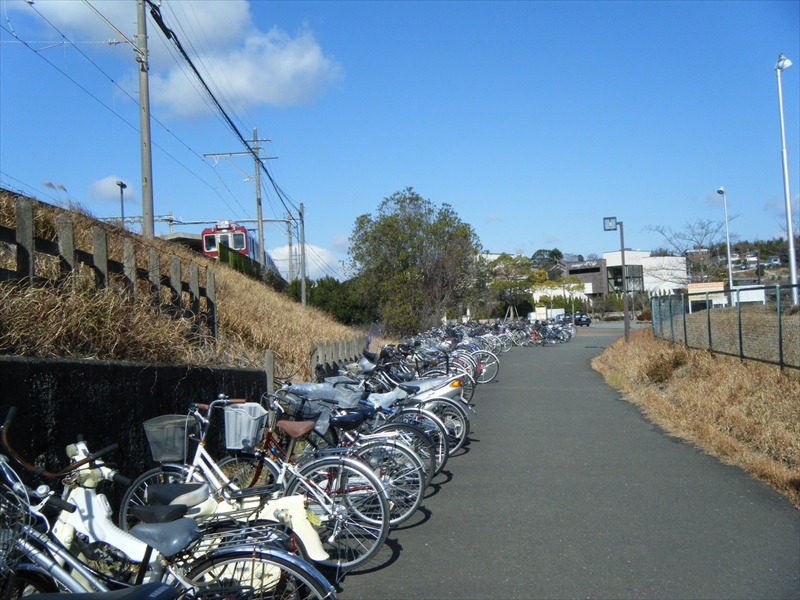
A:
[219,243,262,279]
[650,284,800,370]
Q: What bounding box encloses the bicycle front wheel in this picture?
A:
[420,398,470,455]
[118,464,199,531]
[371,422,436,488]
[186,547,336,600]
[284,456,390,571]
[471,350,500,384]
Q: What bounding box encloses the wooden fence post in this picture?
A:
[206,268,216,338]
[264,349,274,393]
[56,213,75,283]
[123,238,136,298]
[92,226,108,289]
[169,255,181,313]
[148,248,161,299]
[15,197,34,283]
[188,263,200,316]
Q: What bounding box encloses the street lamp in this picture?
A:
[717,187,734,294]
[775,53,798,304]
[116,181,127,229]
[604,216,630,341]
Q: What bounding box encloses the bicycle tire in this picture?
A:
[186,547,336,600]
[352,439,425,526]
[283,455,390,571]
[470,350,500,384]
[371,422,436,488]
[420,397,470,455]
[387,407,449,475]
[118,464,200,531]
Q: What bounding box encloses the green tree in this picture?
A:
[287,276,377,326]
[530,248,564,280]
[348,187,482,336]
[487,253,543,319]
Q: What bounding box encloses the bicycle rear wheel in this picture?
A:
[284,456,390,571]
[118,464,198,531]
[353,439,425,526]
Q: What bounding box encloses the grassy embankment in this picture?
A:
[592,328,800,509]
[0,190,359,380]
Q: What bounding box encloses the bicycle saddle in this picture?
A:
[130,517,202,558]
[145,482,209,507]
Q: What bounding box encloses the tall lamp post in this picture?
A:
[116,181,127,229]
[717,187,734,294]
[775,53,798,305]
[604,216,630,341]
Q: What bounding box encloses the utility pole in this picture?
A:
[252,127,265,267]
[136,0,154,238]
[299,203,306,306]
[287,214,294,283]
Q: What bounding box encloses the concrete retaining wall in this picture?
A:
[0,356,267,507]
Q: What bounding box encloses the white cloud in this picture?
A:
[269,243,346,281]
[145,2,344,118]
[89,176,136,204]
[10,0,343,118]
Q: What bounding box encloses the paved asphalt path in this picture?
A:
[338,327,800,599]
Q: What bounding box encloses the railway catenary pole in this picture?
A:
[204,130,273,267]
[300,203,306,306]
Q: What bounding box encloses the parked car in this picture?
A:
[574,312,591,326]
[766,256,781,267]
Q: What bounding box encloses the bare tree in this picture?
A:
[647,219,730,283]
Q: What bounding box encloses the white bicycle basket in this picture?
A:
[223,403,268,450]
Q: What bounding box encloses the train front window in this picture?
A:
[232,232,246,250]
[218,234,231,248]
[203,234,217,252]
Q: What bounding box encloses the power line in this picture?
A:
[0,13,247,219]
[145,1,300,220]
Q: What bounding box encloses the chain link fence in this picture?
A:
[650,284,800,370]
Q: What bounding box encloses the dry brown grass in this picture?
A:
[0,190,360,379]
[592,328,800,509]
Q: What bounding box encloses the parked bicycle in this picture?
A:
[0,408,337,600]
[117,397,390,573]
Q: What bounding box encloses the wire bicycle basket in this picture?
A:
[143,415,199,462]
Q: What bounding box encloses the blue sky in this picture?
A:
[1,0,798,280]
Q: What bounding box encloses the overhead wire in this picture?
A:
[2,3,249,220]
[144,0,300,221]
[6,1,338,279]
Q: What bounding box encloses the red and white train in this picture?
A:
[200,220,279,274]
[201,221,256,260]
